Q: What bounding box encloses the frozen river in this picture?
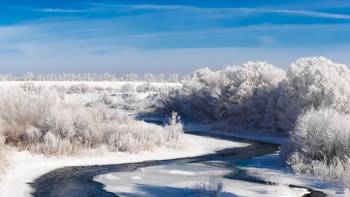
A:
[29,131,325,197]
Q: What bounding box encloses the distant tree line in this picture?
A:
[0,72,191,82]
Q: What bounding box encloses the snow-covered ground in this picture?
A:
[0,133,247,197]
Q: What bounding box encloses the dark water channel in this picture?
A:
[29,130,325,197]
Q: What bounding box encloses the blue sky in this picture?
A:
[0,0,350,75]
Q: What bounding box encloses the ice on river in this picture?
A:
[94,159,309,197]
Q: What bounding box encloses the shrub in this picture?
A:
[280,108,350,186]
[136,82,155,92]
[265,180,300,197]
[188,176,224,197]
[164,112,183,143]
[20,82,43,94]
[0,88,184,158]
[148,61,285,128]
[120,84,136,93]
[67,83,92,94]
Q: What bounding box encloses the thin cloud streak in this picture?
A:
[38,8,86,13]
[92,3,350,20]
[23,3,350,20]
[265,9,350,19]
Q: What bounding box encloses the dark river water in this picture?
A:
[29,130,326,197]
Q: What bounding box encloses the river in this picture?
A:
[29,130,326,197]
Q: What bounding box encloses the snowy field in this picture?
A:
[0,81,182,89]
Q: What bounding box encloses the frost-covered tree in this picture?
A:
[157,74,165,82]
[223,61,285,128]
[149,61,285,127]
[275,57,350,130]
[169,74,179,83]
[126,73,138,81]
[143,73,156,82]
[280,108,350,186]
[103,73,111,81]
[23,72,34,81]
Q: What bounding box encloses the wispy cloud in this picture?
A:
[264,9,350,19]
[89,3,350,20]
[12,5,100,13]
[19,2,350,20]
[38,8,86,13]
[259,36,277,45]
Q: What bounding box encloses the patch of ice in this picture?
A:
[104,174,121,181]
[168,170,195,176]
[131,176,143,180]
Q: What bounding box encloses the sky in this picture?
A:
[0,0,350,75]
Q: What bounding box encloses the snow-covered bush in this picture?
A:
[120,83,136,93]
[164,112,183,143]
[188,176,224,197]
[94,86,104,93]
[275,57,350,130]
[265,181,302,197]
[20,82,43,94]
[148,61,285,128]
[108,94,141,110]
[0,88,41,145]
[0,88,184,158]
[136,82,155,92]
[67,83,93,94]
[281,108,350,186]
